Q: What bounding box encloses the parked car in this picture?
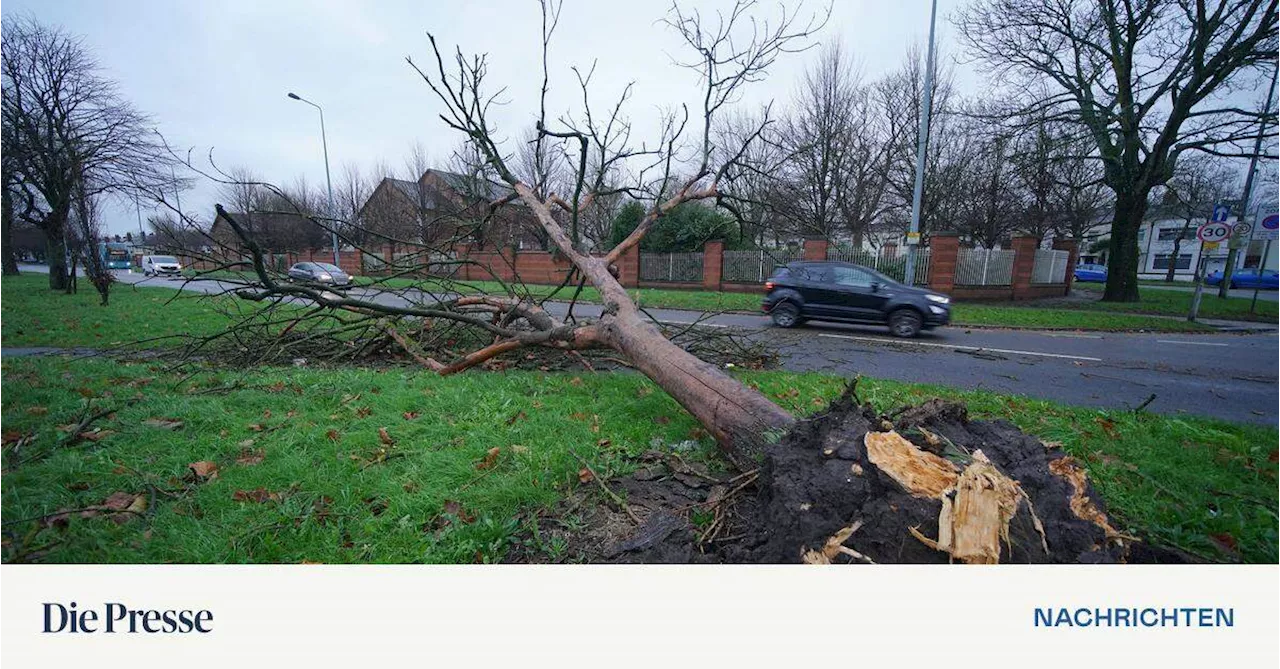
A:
[141,255,183,277]
[761,261,951,338]
[287,262,353,288]
[1073,263,1108,283]
[1204,268,1279,289]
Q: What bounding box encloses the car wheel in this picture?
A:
[888,308,923,338]
[770,302,800,328]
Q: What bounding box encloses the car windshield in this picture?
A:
[153,256,178,264]
[315,263,342,273]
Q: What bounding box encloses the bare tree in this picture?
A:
[70,167,112,305]
[956,0,1278,301]
[1,16,172,290]
[1160,153,1241,280]
[772,42,858,240]
[209,0,829,465]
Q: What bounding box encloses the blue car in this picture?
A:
[1204,268,1279,289]
[1073,263,1108,282]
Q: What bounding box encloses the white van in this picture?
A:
[142,255,183,277]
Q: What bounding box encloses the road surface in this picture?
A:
[11,264,1279,425]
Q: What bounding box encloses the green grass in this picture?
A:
[949,304,1213,332]
[3,357,1275,563]
[1073,285,1277,323]
[1,274,244,349]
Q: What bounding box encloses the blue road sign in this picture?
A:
[1211,204,1231,222]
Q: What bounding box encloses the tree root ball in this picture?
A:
[515,385,1195,564]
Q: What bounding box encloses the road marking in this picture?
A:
[656,320,728,328]
[817,333,1103,362]
[1047,333,1103,339]
[1156,339,1229,347]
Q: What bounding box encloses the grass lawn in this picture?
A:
[1072,285,1277,322]
[1,274,244,349]
[2,356,1275,563]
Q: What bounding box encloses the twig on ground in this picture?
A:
[572,452,641,524]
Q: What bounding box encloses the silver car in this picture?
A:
[287,262,353,288]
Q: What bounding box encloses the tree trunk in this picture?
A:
[45,222,69,291]
[1102,194,1147,302]
[512,183,796,465]
[2,186,19,276]
[1165,238,1183,282]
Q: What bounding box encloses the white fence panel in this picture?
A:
[826,247,931,285]
[721,249,804,283]
[639,252,704,282]
[954,248,1015,286]
[1032,248,1069,284]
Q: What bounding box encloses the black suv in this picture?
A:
[761,261,951,337]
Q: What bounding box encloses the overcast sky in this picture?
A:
[2,0,985,236]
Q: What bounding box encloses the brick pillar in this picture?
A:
[1053,237,1080,294]
[617,243,639,288]
[352,248,363,276]
[802,238,829,261]
[702,239,724,290]
[927,232,959,294]
[1010,235,1040,300]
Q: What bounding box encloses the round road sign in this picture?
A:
[1197,222,1231,242]
[1233,222,1252,237]
[1263,214,1279,231]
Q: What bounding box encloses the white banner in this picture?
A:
[2,566,1277,669]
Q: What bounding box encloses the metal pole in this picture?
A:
[1251,239,1270,313]
[1189,255,1206,321]
[903,0,938,287]
[289,93,339,267]
[1220,64,1277,298]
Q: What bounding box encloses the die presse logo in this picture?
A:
[43,602,213,634]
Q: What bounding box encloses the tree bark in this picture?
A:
[512,183,796,464]
[1166,236,1184,283]
[1102,193,1147,302]
[45,219,69,291]
[2,186,19,276]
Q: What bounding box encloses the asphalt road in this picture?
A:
[13,265,1280,425]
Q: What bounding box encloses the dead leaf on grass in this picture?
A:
[475,447,501,470]
[326,429,340,442]
[232,488,281,504]
[143,417,185,430]
[402,411,420,420]
[26,406,49,416]
[235,449,265,466]
[78,430,116,442]
[578,467,595,483]
[378,427,395,446]
[505,410,527,425]
[187,461,219,481]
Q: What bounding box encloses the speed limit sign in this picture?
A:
[1197,222,1231,242]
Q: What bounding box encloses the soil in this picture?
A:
[510,386,1197,564]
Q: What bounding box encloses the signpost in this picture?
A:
[1187,219,1232,322]
[1250,213,1277,313]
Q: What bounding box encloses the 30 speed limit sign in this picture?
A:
[1197,222,1231,242]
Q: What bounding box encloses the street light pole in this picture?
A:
[903,0,939,287]
[288,92,339,267]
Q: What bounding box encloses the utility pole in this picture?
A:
[1219,64,1277,298]
[903,0,938,287]
[288,92,339,267]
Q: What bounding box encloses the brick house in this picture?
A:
[358,169,545,251]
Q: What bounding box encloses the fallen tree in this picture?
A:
[176,0,1152,562]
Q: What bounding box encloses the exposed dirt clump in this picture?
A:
[513,386,1194,564]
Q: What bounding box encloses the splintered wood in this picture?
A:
[867,431,1029,564]
[1048,456,1126,541]
[864,430,958,498]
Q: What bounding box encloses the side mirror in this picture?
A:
[870,281,881,292]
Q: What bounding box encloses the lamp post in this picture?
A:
[287,92,339,267]
[903,0,939,286]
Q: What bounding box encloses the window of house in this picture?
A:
[1152,253,1192,270]
[1157,228,1191,241]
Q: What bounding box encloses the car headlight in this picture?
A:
[318,273,332,280]
[925,294,950,304]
